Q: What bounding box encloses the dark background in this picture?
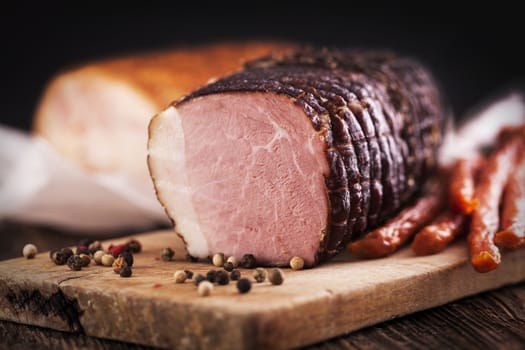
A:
[1,2,524,130]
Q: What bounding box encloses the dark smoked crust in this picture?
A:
[177,48,445,264]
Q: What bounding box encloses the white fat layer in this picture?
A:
[148,107,208,257]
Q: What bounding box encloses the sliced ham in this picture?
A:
[33,41,295,195]
[148,48,446,266]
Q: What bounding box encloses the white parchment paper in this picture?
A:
[0,126,169,233]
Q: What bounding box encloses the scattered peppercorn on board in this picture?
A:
[0,230,524,350]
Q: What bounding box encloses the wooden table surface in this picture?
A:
[1,221,524,350]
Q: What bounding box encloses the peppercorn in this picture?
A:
[212,253,225,267]
[49,248,58,261]
[223,261,234,272]
[290,256,304,270]
[52,249,69,265]
[120,266,132,278]
[93,250,105,265]
[22,244,37,259]
[79,253,91,267]
[226,256,239,268]
[268,268,284,285]
[160,247,175,261]
[108,244,128,258]
[112,256,128,273]
[61,248,74,260]
[174,270,187,283]
[184,270,194,279]
[79,238,94,247]
[194,274,206,286]
[253,268,266,283]
[125,239,142,253]
[206,270,217,283]
[230,269,241,281]
[119,251,134,267]
[240,254,257,268]
[67,255,83,271]
[236,278,252,294]
[215,270,230,285]
[52,248,73,266]
[185,254,199,262]
[75,245,90,256]
[101,254,115,267]
[198,281,213,297]
[88,240,102,254]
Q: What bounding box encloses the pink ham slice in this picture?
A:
[148,92,329,266]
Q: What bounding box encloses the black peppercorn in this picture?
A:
[206,270,217,283]
[194,274,206,286]
[223,261,234,272]
[184,270,194,279]
[236,278,251,294]
[120,266,132,278]
[75,246,90,256]
[79,253,91,267]
[125,239,142,253]
[240,254,257,268]
[230,269,241,281]
[119,251,134,267]
[160,247,175,261]
[61,248,74,259]
[78,238,94,247]
[185,254,199,262]
[49,248,58,261]
[52,248,73,266]
[67,255,83,271]
[215,270,229,285]
[268,268,284,285]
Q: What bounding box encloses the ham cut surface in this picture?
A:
[33,41,294,195]
[148,49,446,266]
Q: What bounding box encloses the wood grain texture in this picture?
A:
[2,282,525,350]
[1,230,524,349]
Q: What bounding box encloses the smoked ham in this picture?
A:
[148,48,446,266]
[33,42,294,195]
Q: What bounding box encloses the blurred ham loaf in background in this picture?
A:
[33,41,295,194]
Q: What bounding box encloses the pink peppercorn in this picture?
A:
[108,244,127,258]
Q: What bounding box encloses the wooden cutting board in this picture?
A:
[0,230,524,349]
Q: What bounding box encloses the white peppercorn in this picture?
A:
[88,240,102,254]
[174,270,187,283]
[290,256,304,270]
[212,253,225,267]
[22,244,38,259]
[198,280,213,297]
[93,250,105,265]
[101,254,115,267]
[226,256,238,268]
